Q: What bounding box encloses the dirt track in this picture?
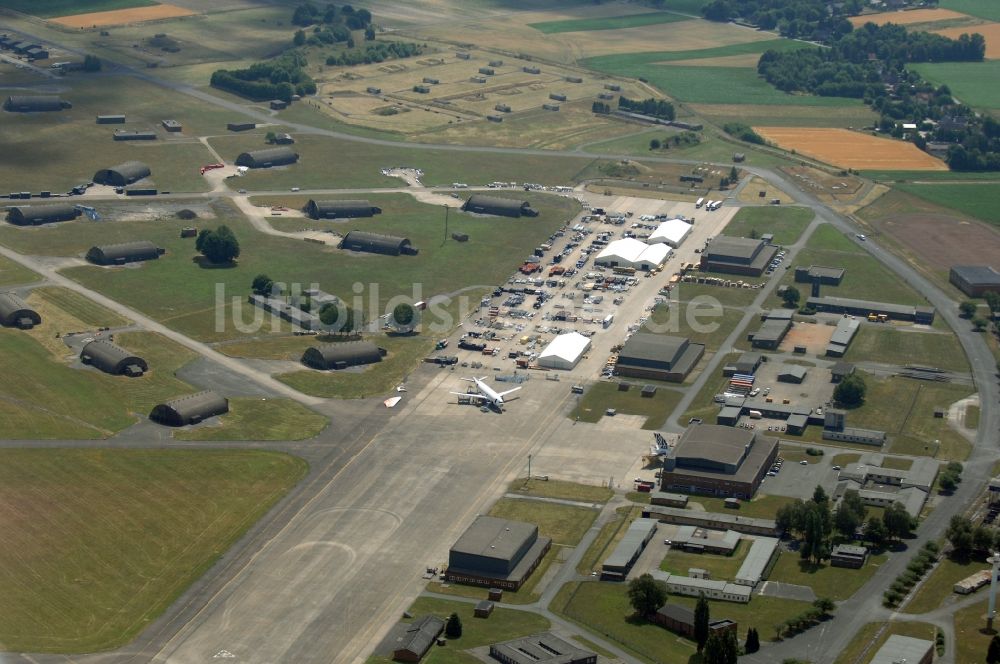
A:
[51,4,195,28]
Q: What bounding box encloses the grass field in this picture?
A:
[51,4,196,28]
[366,596,550,664]
[172,397,327,441]
[530,11,690,33]
[569,381,684,428]
[722,206,813,246]
[955,599,993,664]
[660,540,749,579]
[755,127,948,171]
[0,0,154,18]
[912,61,1000,111]
[0,255,39,288]
[507,477,613,503]
[488,497,598,546]
[843,326,969,372]
[0,330,199,439]
[941,0,1000,22]
[672,282,760,307]
[30,286,130,329]
[0,448,306,652]
[689,493,797,519]
[576,505,643,575]
[691,103,879,129]
[769,551,887,601]
[904,554,989,614]
[644,302,745,353]
[893,182,1000,228]
[833,620,938,664]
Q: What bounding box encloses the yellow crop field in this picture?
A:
[935,23,1000,58]
[52,3,196,27]
[754,127,949,170]
[849,8,971,27]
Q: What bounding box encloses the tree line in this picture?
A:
[292,2,372,29]
[325,41,423,67]
[618,96,675,121]
[211,52,317,102]
[701,0,855,41]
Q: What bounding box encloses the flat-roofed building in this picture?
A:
[749,318,791,349]
[391,615,444,663]
[794,265,845,285]
[869,635,933,664]
[445,516,552,590]
[734,537,779,586]
[651,492,689,508]
[950,265,1000,298]
[489,633,596,664]
[806,295,935,324]
[671,525,740,555]
[642,505,780,537]
[700,237,777,277]
[653,603,738,638]
[722,352,763,377]
[601,518,657,580]
[826,317,860,357]
[830,544,868,569]
[660,573,752,603]
[660,425,778,499]
[954,569,993,594]
[616,333,704,382]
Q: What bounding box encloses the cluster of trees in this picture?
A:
[946,515,1000,559]
[833,372,867,407]
[196,226,240,264]
[319,301,361,334]
[776,597,836,639]
[292,2,372,29]
[722,122,765,145]
[938,461,964,493]
[650,132,702,151]
[325,41,423,67]
[592,101,611,114]
[618,96,675,121]
[444,612,462,638]
[702,628,739,664]
[83,54,102,72]
[251,274,275,296]
[701,0,856,40]
[211,52,316,102]
[883,540,939,607]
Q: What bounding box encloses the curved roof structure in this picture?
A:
[0,292,41,329]
[537,331,591,370]
[648,218,693,248]
[93,161,152,187]
[7,204,80,226]
[149,391,229,427]
[86,241,163,265]
[80,339,148,376]
[235,147,299,169]
[302,341,384,370]
[595,238,671,270]
[306,199,382,219]
[341,230,413,256]
[4,95,70,112]
[462,194,537,218]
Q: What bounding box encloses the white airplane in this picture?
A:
[451,376,521,411]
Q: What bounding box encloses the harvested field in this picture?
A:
[849,8,972,26]
[778,322,835,355]
[755,127,948,171]
[665,53,764,67]
[934,23,1000,59]
[51,3,196,27]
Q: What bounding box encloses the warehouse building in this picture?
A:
[306,199,382,219]
[150,391,229,426]
[80,339,148,377]
[700,237,777,277]
[3,95,71,112]
[616,333,704,382]
[647,218,693,248]
[93,161,152,187]
[490,633,596,664]
[654,603,737,639]
[390,615,444,663]
[869,635,933,664]
[341,230,415,256]
[302,341,385,370]
[7,203,80,226]
[0,292,41,329]
[660,425,778,499]
[235,147,299,168]
[805,295,936,324]
[86,241,164,266]
[826,317,860,357]
[462,195,537,218]
[722,352,763,377]
[642,505,781,537]
[445,515,551,590]
[536,331,591,370]
[594,238,671,271]
[733,536,779,586]
[601,518,657,580]
[950,265,1000,297]
[794,265,845,286]
[748,317,791,350]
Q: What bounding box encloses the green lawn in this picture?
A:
[689,494,797,520]
[671,282,761,307]
[31,286,130,328]
[644,302,746,352]
[577,506,643,576]
[660,540,750,579]
[570,381,684,428]
[911,61,1000,112]
[0,448,306,652]
[722,206,814,246]
[940,0,1000,21]
[0,330,199,439]
[172,397,328,441]
[530,11,691,33]
[830,453,861,467]
[769,551,888,601]
[955,599,993,664]
[507,477,614,504]
[843,326,969,373]
[967,404,981,429]
[904,554,989,614]
[366,596,550,664]
[0,0,155,17]
[0,255,39,288]
[893,182,1000,228]
[833,621,938,664]
[488,497,598,546]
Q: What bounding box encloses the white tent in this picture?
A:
[648,218,693,248]
[635,243,671,270]
[595,238,647,267]
[537,331,591,370]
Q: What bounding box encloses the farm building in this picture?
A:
[594,238,671,271]
[7,203,80,226]
[86,241,164,266]
[301,341,385,370]
[536,331,591,370]
[93,161,152,187]
[949,265,1000,297]
[616,333,704,383]
[306,199,382,219]
[0,292,41,329]
[660,424,778,499]
[700,237,777,277]
[149,391,229,426]
[3,95,71,112]
[390,615,444,663]
[113,130,157,141]
[805,295,935,324]
[489,633,596,664]
[462,195,537,218]
[235,147,299,169]
[647,218,693,248]
[340,230,415,256]
[161,119,182,132]
[96,114,126,124]
[653,603,737,640]
[445,515,552,590]
[80,339,148,377]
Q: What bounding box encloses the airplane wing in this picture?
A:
[497,386,522,398]
[450,392,485,401]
